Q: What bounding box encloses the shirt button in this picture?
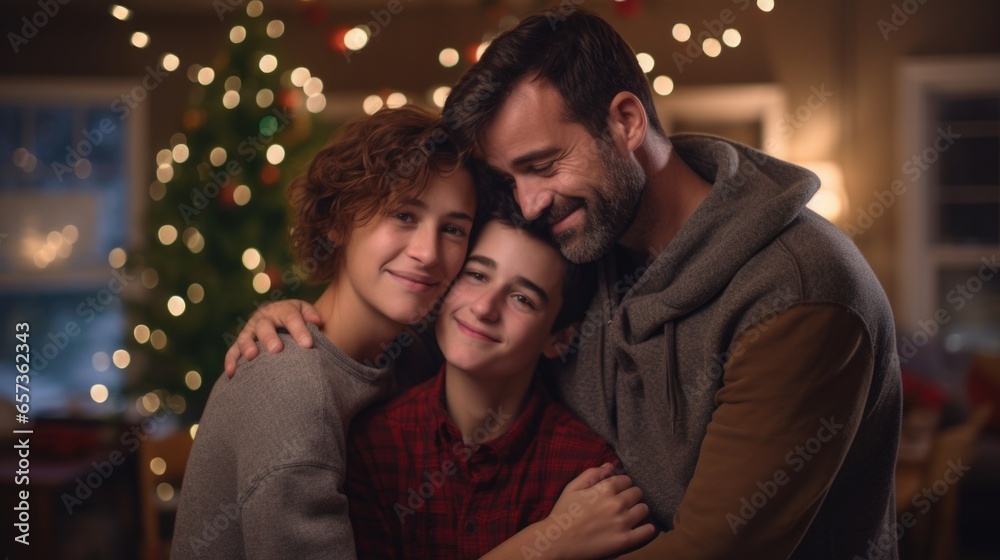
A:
[465,519,477,533]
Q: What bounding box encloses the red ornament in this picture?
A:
[260,165,281,186]
[612,0,642,18]
[219,182,237,208]
[279,88,302,111]
[265,265,283,290]
[329,27,350,53]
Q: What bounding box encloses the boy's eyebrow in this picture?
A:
[399,198,474,222]
[466,255,550,305]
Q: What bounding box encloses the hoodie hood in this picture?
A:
[616,134,821,341]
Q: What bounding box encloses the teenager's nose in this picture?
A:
[469,289,501,323]
[406,224,439,266]
[514,177,553,222]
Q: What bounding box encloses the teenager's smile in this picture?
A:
[454,316,501,343]
[386,269,440,293]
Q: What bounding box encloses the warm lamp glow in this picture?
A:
[800,161,849,224]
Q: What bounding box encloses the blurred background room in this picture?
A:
[1,0,999,558]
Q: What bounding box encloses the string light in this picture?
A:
[197,67,215,85]
[306,94,326,113]
[172,143,189,163]
[672,23,691,42]
[247,0,263,17]
[267,20,285,38]
[432,86,451,108]
[230,25,247,44]
[108,247,127,268]
[157,483,175,502]
[150,181,166,201]
[134,324,151,344]
[722,29,742,48]
[253,272,271,293]
[757,0,775,12]
[636,53,655,73]
[92,352,111,372]
[344,27,369,51]
[303,77,323,96]
[109,5,132,21]
[156,164,174,183]
[91,384,109,403]
[259,54,278,73]
[161,53,180,72]
[185,371,203,390]
[223,90,240,109]
[653,76,675,96]
[386,92,407,108]
[256,89,274,108]
[474,41,491,61]
[703,38,722,58]
[113,349,131,369]
[242,248,262,270]
[439,48,459,68]
[266,145,285,165]
[363,95,383,115]
[187,283,205,303]
[210,147,227,166]
[130,32,149,49]
[290,67,311,87]
[167,296,186,317]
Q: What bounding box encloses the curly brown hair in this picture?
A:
[288,106,468,283]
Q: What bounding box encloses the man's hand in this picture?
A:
[483,463,655,560]
[223,300,323,377]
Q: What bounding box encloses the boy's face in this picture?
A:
[338,169,477,326]
[436,220,568,378]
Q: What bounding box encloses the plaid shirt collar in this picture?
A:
[427,365,548,465]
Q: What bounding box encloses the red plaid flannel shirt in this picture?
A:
[345,367,620,559]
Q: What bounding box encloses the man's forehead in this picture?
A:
[479,80,569,157]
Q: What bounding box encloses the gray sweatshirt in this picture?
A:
[554,134,902,559]
[171,324,392,560]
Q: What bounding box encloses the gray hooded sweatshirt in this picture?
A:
[553,134,902,559]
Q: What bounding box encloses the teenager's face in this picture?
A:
[339,168,477,326]
[436,220,567,379]
[478,79,646,264]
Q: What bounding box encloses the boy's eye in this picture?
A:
[394,212,414,223]
[443,225,466,237]
[464,271,486,282]
[513,294,536,309]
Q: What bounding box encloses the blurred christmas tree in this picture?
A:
[126,9,328,422]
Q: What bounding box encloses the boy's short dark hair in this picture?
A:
[473,175,597,333]
[443,8,664,151]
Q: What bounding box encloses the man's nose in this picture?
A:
[513,177,553,222]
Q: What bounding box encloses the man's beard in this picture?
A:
[552,138,646,264]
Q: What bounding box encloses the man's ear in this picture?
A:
[542,321,580,360]
[607,91,647,155]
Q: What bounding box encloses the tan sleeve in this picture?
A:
[660,304,875,558]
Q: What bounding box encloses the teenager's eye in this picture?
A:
[512,294,536,309]
[464,271,487,282]
[394,213,415,223]
[443,225,467,237]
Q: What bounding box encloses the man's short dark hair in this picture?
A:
[473,177,597,333]
[443,8,664,150]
